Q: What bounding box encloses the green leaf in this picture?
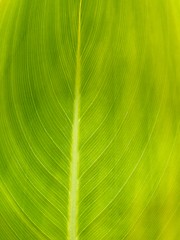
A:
[0,0,180,239]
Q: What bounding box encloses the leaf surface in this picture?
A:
[0,0,180,239]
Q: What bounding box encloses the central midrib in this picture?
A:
[68,0,82,240]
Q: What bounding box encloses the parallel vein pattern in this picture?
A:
[0,0,180,240]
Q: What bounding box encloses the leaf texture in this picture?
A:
[0,0,180,239]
